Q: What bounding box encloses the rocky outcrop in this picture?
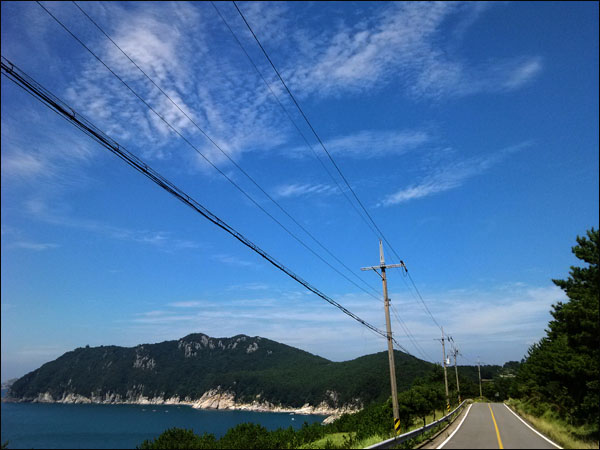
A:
[188,387,361,423]
[18,387,360,423]
[131,346,156,370]
[177,335,251,358]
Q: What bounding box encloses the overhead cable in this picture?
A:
[390,303,433,362]
[38,0,382,302]
[232,0,392,247]
[211,1,380,241]
[72,0,381,300]
[231,1,445,333]
[1,56,401,346]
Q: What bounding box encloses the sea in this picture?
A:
[0,390,326,449]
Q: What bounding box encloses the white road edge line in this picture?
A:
[503,403,562,449]
[437,403,472,449]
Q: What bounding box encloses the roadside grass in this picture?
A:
[299,432,355,449]
[412,409,446,428]
[301,406,459,449]
[352,434,387,449]
[506,398,599,449]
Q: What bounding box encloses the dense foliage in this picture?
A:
[138,366,465,449]
[8,333,434,408]
[514,228,599,438]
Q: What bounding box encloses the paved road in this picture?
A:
[439,402,560,449]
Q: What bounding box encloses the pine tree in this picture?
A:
[517,228,599,429]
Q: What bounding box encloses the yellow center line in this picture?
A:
[488,403,504,449]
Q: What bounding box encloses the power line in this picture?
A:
[390,303,433,362]
[392,342,415,359]
[71,0,382,301]
[404,269,443,331]
[232,0,390,246]
[211,3,441,337]
[231,1,445,334]
[38,0,383,303]
[39,0,424,360]
[209,1,379,241]
[1,55,397,346]
[49,0,442,357]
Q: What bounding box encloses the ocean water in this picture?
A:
[0,395,326,449]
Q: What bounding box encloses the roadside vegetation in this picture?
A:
[506,228,599,449]
[506,398,598,449]
[138,367,466,449]
[139,228,599,450]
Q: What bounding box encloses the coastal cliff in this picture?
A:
[19,387,358,423]
[8,332,432,420]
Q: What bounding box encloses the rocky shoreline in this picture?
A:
[4,388,360,424]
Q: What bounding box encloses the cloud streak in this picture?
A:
[380,141,533,206]
[286,129,432,160]
[122,280,561,364]
[273,182,338,199]
[277,2,542,100]
[23,197,201,252]
[7,241,59,251]
[24,1,542,178]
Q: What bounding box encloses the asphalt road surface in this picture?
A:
[439,402,561,449]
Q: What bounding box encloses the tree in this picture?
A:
[516,228,599,430]
[137,428,216,449]
[550,228,599,350]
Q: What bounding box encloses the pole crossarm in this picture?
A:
[361,263,405,271]
[362,241,406,429]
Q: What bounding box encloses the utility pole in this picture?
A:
[362,240,405,433]
[478,357,483,398]
[437,328,450,414]
[452,344,461,404]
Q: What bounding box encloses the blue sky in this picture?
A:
[1,1,598,381]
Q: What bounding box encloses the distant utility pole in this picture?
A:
[478,357,483,398]
[437,328,450,413]
[361,240,405,433]
[452,343,461,404]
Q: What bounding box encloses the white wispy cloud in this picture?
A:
[0,115,97,184]
[56,1,290,169]
[502,57,544,90]
[380,141,533,206]
[273,182,338,199]
[21,1,541,179]
[168,301,205,308]
[213,253,257,267]
[123,280,563,363]
[286,129,432,160]
[0,227,57,252]
[8,241,59,251]
[23,197,201,252]
[279,2,542,100]
[1,152,46,179]
[380,160,483,206]
[226,282,271,292]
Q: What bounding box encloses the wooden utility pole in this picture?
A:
[452,345,461,403]
[361,240,405,433]
[478,357,483,398]
[438,328,450,413]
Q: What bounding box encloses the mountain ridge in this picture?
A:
[8,332,434,412]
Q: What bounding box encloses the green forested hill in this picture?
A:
[9,333,434,408]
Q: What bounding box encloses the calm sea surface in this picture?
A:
[0,391,325,449]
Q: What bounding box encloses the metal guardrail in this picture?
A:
[366,400,467,449]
